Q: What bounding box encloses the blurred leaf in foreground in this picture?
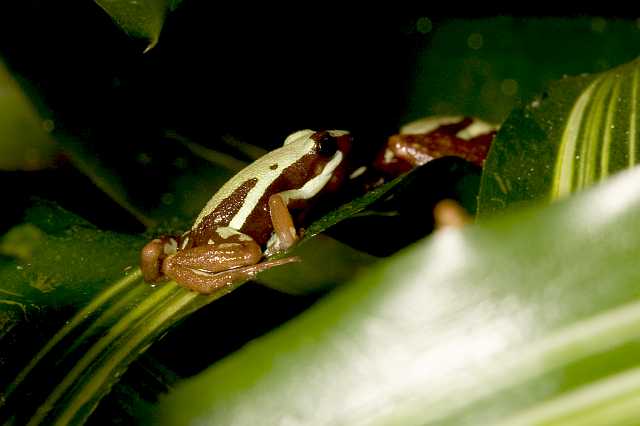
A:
[0,61,56,171]
[159,164,640,426]
[478,57,640,216]
[95,0,181,51]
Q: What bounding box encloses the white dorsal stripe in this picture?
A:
[400,116,497,140]
[215,226,254,241]
[278,151,343,205]
[456,120,496,140]
[284,129,314,145]
[193,132,315,230]
[192,130,345,231]
[401,116,463,135]
[216,226,242,239]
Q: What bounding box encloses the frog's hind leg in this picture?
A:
[163,240,263,275]
[165,256,300,294]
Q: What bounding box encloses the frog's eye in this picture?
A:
[312,131,338,157]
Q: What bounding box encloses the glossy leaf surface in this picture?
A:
[478,58,640,216]
[0,166,405,423]
[160,166,640,425]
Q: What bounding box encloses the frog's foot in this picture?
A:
[164,256,300,294]
[140,236,179,283]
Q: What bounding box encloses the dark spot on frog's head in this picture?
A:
[270,163,278,170]
[311,130,338,158]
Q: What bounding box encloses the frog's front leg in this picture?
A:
[172,194,305,293]
[266,193,299,254]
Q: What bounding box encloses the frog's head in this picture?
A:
[284,129,351,155]
[277,129,352,202]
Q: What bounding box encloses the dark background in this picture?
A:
[2,4,637,423]
[0,4,631,233]
[0,5,426,422]
[0,3,424,235]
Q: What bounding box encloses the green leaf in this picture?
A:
[0,202,234,425]
[0,200,142,302]
[407,18,640,124]
[0,61,57,171]
[158,165,640,425]
[304,173,408,240]
[478,57,640,216]
[0,169,404,423]
[94,0,181,51]
[257,170,426,294]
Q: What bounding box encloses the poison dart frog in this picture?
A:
[140,129,352,294]
[374,115,497,176]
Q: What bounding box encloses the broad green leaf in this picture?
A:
[95,0,181,51]
[0,61,57,171]
[159,165,640,425]
[407,18,640,124]
[478,57,640,216]
[0,201,142,302]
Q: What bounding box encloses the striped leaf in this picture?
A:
[0,170,402,423]
[478,58,640,216]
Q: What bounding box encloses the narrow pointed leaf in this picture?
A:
[95,0,181,51]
